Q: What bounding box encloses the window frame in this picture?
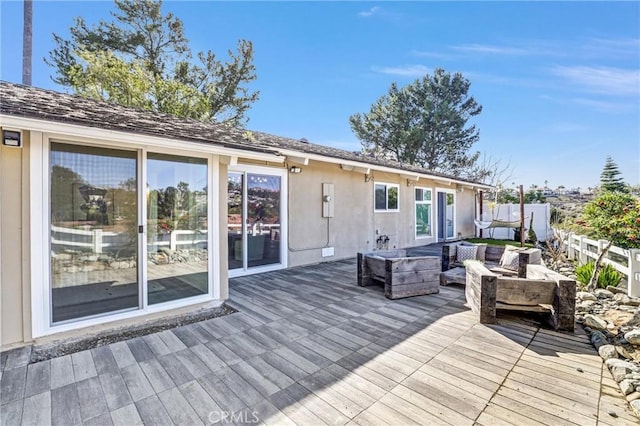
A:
[414,187,433,239]
[31,133,221,338]
[373,182,400,212]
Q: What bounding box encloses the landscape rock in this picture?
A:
[631,400,640,417]
[614,293,632,305]
[591,331,609,349]
[605,358,640,372]
[596,289,614,299]
[627,392,640,402]
[608,285,629,295]
[584,314,608,331]
[599,345,618,360]
[612,366,631,383]
[625,330,640,345]
[577,291,597,301]
[620,379,635,395]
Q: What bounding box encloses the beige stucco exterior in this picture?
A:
[285,163,478,268]
[0,118,485,349]
[1,132,32,348]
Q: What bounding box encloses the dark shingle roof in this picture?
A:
[0,81,486,186]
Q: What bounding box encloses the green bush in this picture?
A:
[575,261,623,289]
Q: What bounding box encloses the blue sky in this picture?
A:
[2,1,639,190]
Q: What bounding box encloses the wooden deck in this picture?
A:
[1,258,637,425]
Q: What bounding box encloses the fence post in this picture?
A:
[170,231,178,251]
[566,232,574,260]
[628,249,640,298]
[578,236,587,264]
[598,239,608,257]
[93,229,103,254]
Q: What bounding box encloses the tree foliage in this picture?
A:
[46,0,258,126]
[600,156,628,193]
[349,68,483,179]
[577,192,640,249]
[573,191,640,290]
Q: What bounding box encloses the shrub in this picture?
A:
[575,261,623,289]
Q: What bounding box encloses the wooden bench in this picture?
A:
[465,261,576,331]
[357,250,441,299]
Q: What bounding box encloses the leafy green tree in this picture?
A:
[600,156,628,193]
[47,0,258,126]
[574,192,640,291]
[349,68,482,179]
[523,190,545,204]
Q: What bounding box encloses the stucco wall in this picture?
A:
[287,161,375,266]
[286,163,467,267]
[1,133,30,347]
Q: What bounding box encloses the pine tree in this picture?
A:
[600,156,627,193]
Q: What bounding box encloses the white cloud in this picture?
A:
[371,65,431,77]
[547,122,589,133]
[451,43,531,55]
[410,50,456,60]
[582,37,640,59]
[551,66,640,96]
[358,6,381,18]
[571,97,628,112]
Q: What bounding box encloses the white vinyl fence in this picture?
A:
[478,203,552,241]
[561,231,640,297]
[51,225,208,253]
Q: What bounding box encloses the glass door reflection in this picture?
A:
[147,153,208,304]
[227,173,244,270]
[227,171,282,272]
[247,174,281,268]
[50,143,138,323]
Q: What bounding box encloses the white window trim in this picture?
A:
[373,182,400,212]
[414,187,433,239]
[31,133,222,338]
[228,164,288,278]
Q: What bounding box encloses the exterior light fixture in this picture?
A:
[289,166,302,174]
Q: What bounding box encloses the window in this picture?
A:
[415,187,432,238]
[48,142,212,325]
[374,183,399,211]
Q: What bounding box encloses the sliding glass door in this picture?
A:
[50,143,139,323]
[147,154,208,304]
[228,169,285,274]
[50,143,211,325]
[436,190,455,241]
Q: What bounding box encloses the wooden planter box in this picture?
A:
[357,250,441,299]
[465,261,576,331]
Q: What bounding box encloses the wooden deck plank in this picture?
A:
[495,386,596,426]
[391,384,473,425]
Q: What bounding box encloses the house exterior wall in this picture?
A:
[287,161,374,266]
[1,133,31,347]
[0,115,485,347]
[286,164,466,268]
[0,122,248,348]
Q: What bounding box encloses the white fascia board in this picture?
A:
[401,174,420,182]
[277,148,492,190]
[286,155,309,165]
[0,115,284,163]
